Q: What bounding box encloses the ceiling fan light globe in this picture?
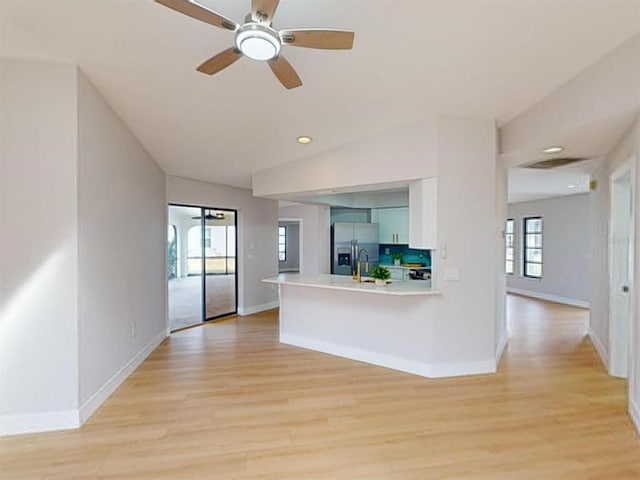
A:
[235,24,281,61]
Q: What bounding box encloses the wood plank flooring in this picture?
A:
[1,294,639,479]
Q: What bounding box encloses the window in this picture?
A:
[278,226,286,261]
[505,219,514,275]
[167,225,177,279]
[523,216,543,278]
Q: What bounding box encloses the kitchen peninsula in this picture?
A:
[263,273,445,378]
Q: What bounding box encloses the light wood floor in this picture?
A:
[1,295,639,479]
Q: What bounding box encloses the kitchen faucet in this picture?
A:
[354,247,369,283]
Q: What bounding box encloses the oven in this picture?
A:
[408,268,431,280]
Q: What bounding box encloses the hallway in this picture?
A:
[1,295,638,479]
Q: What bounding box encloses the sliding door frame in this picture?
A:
[168,203,238,329]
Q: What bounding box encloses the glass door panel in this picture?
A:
[205,209,237,319]
[168,205,204,330]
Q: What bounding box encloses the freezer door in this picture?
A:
[355,241,379,275]
[332,223,355,275]
[353,224,378,277]
[333,242,353,275]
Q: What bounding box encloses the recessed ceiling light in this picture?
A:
[567,183,577,189]
[542,146,563,154]
[297,136,312,144]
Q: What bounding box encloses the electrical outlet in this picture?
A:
[130,322,136,339]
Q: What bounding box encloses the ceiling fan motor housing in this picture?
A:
[235,22,281,61]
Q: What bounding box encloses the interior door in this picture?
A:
[609,170,633,378]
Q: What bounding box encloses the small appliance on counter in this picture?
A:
[408,267,431,280]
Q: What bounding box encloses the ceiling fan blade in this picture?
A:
[268,56,302,90]
[197,47,243,75]
[155,0,238,31]
[252,0,280,23]
[280,29,354,50]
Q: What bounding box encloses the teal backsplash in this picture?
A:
[379,245,431,267]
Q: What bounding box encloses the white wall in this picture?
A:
[0,58,169,435]
[500,34,640,164]
[589,115,640,432]
[166,176,279,315]
[253,120,438,198]
[267,116,504,374]
[495,152,508,361]
[0,59,80,434]
[430,117,501,368]
[278,203,331,275]
[506,193,591,306]
[77,72,167,419]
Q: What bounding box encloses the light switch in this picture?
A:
[440,242,447,259]
[443,268,459,282]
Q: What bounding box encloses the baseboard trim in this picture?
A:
[507,288,589,308]
[428,360,497,378]
[79,329,167,424]
[587,327,609,371]
[630,398,640,435]
[0,410,80,437]
[280,333,495,379]
[496,333,508,365]
[238,300,279,316]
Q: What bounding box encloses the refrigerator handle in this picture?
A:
[351,239,357,277]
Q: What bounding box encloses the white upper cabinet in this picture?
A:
[371,207,409,244]
[409,178,437,249]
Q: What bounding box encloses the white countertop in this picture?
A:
[263,273,439,296]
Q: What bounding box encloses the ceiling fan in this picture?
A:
[192,210,225,221]
[155,0,355,89]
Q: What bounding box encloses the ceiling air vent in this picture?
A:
[521,157,587,170]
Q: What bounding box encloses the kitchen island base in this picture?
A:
[265,274,497,379]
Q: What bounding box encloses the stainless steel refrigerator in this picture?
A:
[331,222,379,276]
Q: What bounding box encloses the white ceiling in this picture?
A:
[1,0,639,200]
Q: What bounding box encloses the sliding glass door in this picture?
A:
[168,204,237,331]
[204,211,237,319]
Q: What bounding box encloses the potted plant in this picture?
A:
[370,265,391,285]
[391,252,403,266]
